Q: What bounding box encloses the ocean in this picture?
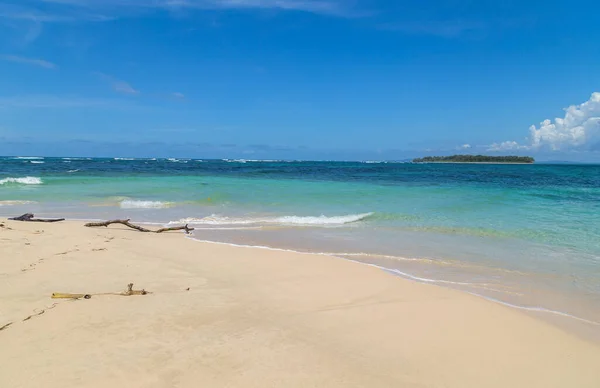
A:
[2,156,599,334]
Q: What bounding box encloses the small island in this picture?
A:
[412,155,535,164]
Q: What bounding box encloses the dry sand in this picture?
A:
[1,220,599,387]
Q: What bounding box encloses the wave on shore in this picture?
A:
[0,177,43,185]
[0,200,37,206]
[119,200,174,209]
[169,212,374,226]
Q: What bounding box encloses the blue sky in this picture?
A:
[0,0,599,160]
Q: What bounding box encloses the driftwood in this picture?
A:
[51,283,150,299]
[9,213,65,223]
[84,219,194,234]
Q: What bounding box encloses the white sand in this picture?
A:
[1,220,599,387]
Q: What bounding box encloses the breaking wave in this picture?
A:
[30,161,45,164]
[0,200,36,206]
[119,200,174,209]
[0,176,43,185]
[168,212,374,226]
[12,156,43,160]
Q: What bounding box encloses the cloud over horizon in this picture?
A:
[489,93,600,152]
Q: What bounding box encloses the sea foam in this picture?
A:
[0,200,36,206]
[0,177,43,185]
[120,200,173,209]
[169,212,373,226]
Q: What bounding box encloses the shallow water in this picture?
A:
[1,157,599,332]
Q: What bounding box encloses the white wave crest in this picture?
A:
[13,156,43,160]
[30,161,45,164]
[0,176,43,185]
[169,213,373,227]
[277,213,374,225]
[114,157,135,161]
[120,200,174,209]
[0,200,36,206]
[67,169,80,173]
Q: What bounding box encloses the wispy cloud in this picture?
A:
[171,92,185,99]
[0,95,114,108]
[23,0,354,19]
[23,20,44,43]
[489,93,600,152]
[381,20,488,38]
[0,54,57,69]
[94,72,140,95]
[0,2,110,22]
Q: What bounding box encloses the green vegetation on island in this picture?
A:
[412,155,535,164]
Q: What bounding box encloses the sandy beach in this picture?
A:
[1,219,599,387]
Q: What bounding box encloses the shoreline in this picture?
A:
[1,219,599,387]
[3,212,600,342]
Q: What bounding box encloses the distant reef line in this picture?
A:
[412,155,535,164]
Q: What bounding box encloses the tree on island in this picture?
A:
[412,155,534,163]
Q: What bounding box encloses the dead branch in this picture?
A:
[9,213,65,223]
[52,283,150,299]
[84,219,194,234]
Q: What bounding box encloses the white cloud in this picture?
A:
[458,143,471,149]
[171,92,185,99]
[0,54,57,69]
[489,92,600,152]
[487,141,529,152]
[529,92,600,150]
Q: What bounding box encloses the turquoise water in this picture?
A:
[2,157,600,331]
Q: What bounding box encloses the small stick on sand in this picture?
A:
[84,219,194,234]
[0,322,13,331]
[52,283,150,299]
